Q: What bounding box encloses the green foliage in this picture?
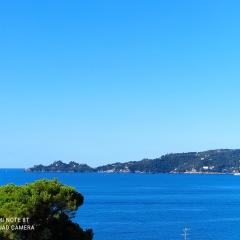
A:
[0,179,93,240]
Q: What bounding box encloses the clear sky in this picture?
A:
[1,0,240,168]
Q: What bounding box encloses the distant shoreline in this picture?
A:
[0,168,237,175]
[25,149,240,175]
[23,170,233,175]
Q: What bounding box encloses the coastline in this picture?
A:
[23,169,234,175]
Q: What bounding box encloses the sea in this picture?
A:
[0,169,240,240]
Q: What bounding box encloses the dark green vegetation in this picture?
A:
[28,149,240,174]
[27,161,94,173]
[0,180,93,240]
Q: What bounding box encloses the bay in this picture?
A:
[0,169,240,240]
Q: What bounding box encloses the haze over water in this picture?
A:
[1,169,240,240]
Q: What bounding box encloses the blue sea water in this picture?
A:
[0,170,240,240]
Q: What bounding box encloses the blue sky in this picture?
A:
[1,0,240,167]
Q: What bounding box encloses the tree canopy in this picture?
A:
[0,179,93,240]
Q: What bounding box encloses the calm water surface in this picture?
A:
[1,170,240,240]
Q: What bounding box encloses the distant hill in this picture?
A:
[26,149,240,174]
[26,160,94,172]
